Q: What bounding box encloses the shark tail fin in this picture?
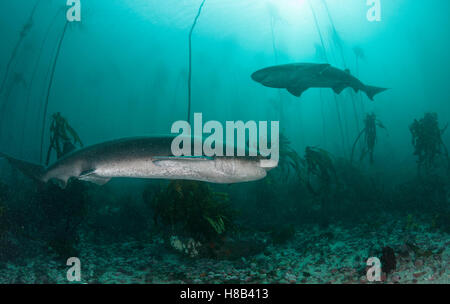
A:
[0,152,45,183]
[364,85,388,101]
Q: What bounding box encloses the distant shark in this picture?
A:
[0,136,274,188]
[251,63,388,100]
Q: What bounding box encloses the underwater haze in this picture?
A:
[0,0,449,284]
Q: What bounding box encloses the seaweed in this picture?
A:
[45,112,83,165]
[315,44,329,145]
[266,2,288,63]
[274,133,303,181]
[353,46,365,62]
[303,146,337,196]
[0,0,40,96]
[37,179,88,259]
[352,46,366,114]
[144,180,236,242]
[309,0,350,154]
[39,20,70,163]
[187,0,207,123]
[410,112,449,176]
[351,113,387,164]
[20,7,65,155]
[266,2,287,121]
[380,246,396,274]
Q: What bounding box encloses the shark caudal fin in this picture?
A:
[0,152,45,183]
[364,85,388,101]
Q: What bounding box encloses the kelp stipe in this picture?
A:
[39,21,69,164]
[308,0,347,154]
[0,0,41,97]
[187,0,207,123]
[20,8,64,157]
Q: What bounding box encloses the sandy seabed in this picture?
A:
[0,217,448,284]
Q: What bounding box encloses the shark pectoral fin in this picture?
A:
[287,86,307,98]
[78,169,111,185]
[332,85,347,95]
[78,175,111,185]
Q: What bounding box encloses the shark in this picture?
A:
[0,136,275,188]
[251,63,388,100]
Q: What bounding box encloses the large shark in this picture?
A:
[251,63,388,100]
[0,136,275,188]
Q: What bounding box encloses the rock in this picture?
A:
[212,239,266,260]
[391,274,401,283]
[398,244,410,257]
[413,271,426,278]
[414,259,423,268]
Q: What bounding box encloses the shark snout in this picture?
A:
[251,70,267,83]
[251,67,288,88]
[259,158,279,171]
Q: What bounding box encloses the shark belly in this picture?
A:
[91,158,265,184]
[92,158,226,183]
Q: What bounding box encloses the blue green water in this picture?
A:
[0,0,448,284]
